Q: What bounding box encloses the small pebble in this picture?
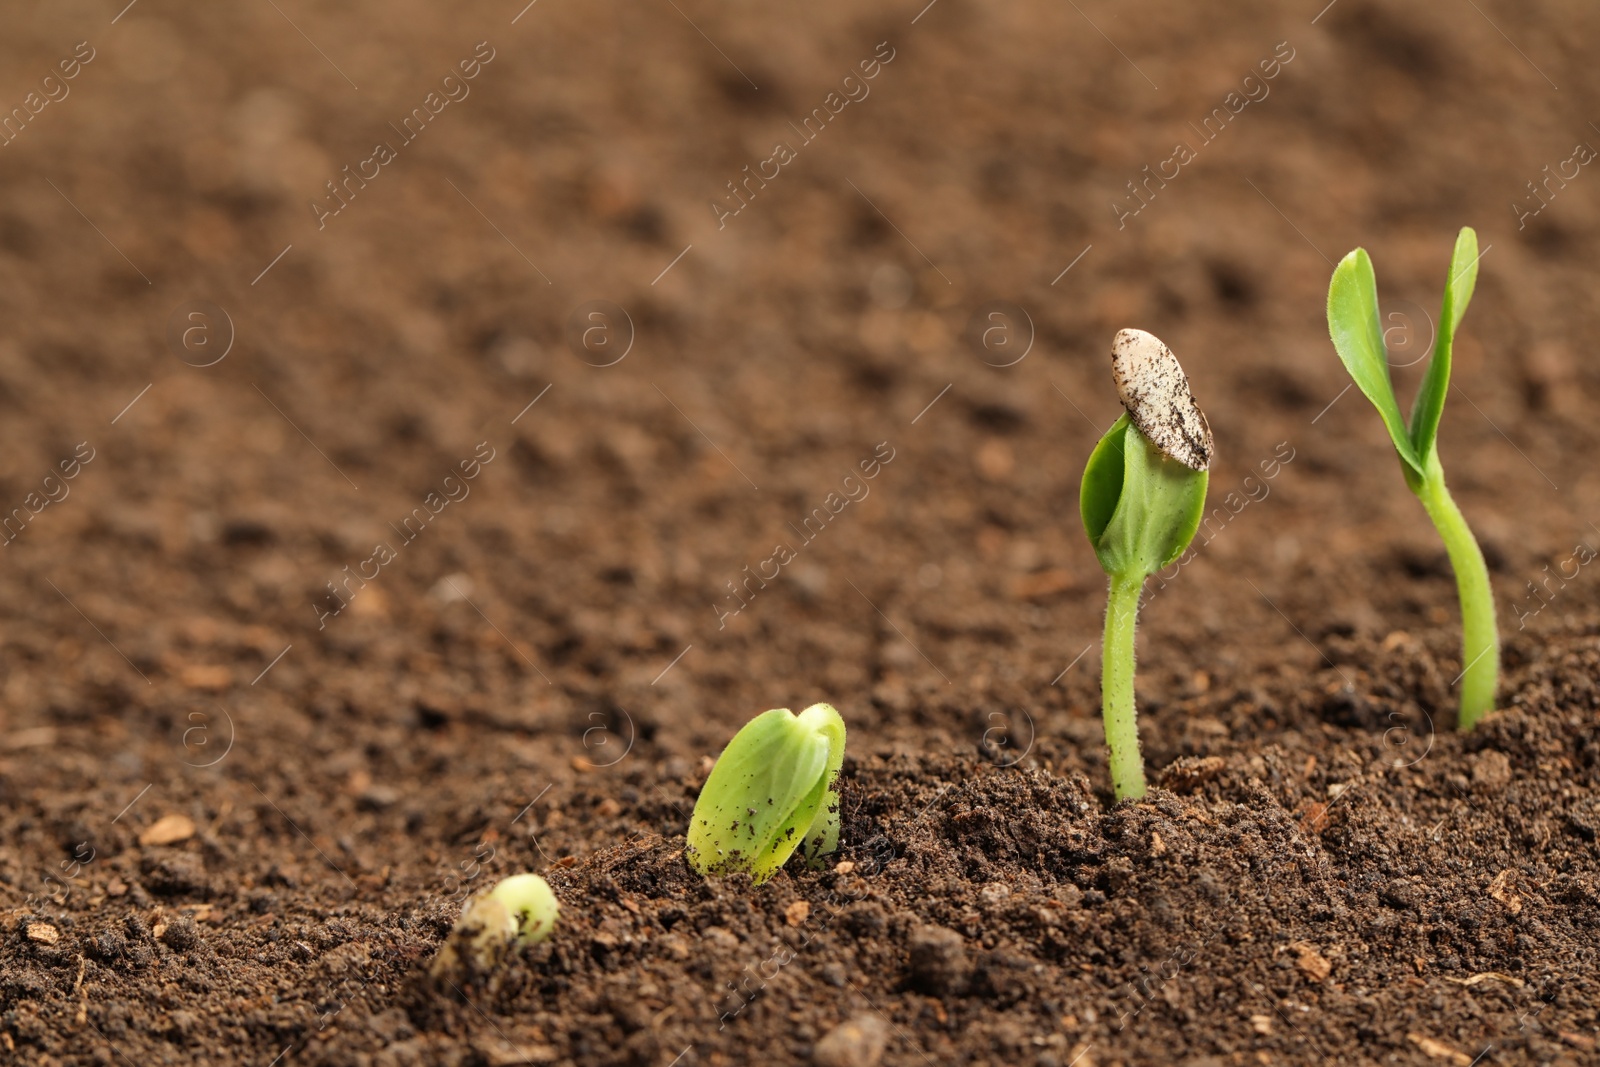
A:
[139,814,197,847]
[812,1014,888,1067]
[907,925,968,995]
[1470,750,1512,795]
[25,922,60,945]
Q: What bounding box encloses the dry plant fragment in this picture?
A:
[1486,869,1523,914]
[1111,328,1214,471]
[1407,1031,1472,1065]
[139,814,197,847]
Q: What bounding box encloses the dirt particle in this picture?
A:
[785,900,811,926]
[357,785,401,811]
[159,914,203,952]
[140,852,209,898]
[178,664,232,690]
[907,925,968,995]
[1406,1031,1472,1065]
[24,922,60,945]
[1299,801,1331,835]
[701,926,740,951]
[974,878,1013,903]
[1381,878,1419,910]
[165,1011,200,1042]
[1470,750,1512,795]
[1008,568,1075,601]
[812,1013,888,1067]
[1249,1014,1272,1035]
[1155,756,1226,794]
[975,438,1014,482]
[1290,941,1333,981]
[1486,870,1523,914]
[139,814,197,847]
[88,928,126,961]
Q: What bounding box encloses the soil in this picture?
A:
[1,1,1598,1065]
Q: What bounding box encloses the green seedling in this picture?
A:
[1327,227,1497,730]
[687,703,846,884]
[485,873,560,945]
[1081,330,1212,801]
[431,872,560,979]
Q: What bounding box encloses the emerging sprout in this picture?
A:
[1081,330,1212,800]
[687,703,846,884]
[485,873,560,945]
[430,873,559,979]
[1327,227,1497,730]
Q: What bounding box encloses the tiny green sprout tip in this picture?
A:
[431,872,560,978]
[1327,226,1498,730]
[687,703,846,884]
[486,873,560,945]
[1081,329,1212,801]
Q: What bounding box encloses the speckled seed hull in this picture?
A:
[1111,328,1214,471]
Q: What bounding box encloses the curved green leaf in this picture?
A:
[1408,226,1479,464]
[797,702,846,864]
[1081,417,1208,581]
[1328,248,1423,475]
[686,704,846,884]
[1080,413,1130,545]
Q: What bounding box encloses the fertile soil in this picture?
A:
[1,1,1598,1065]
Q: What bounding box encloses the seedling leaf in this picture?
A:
[1409,226,1479,464]
[1328,248,1423,475]
[1079,413,1129,546]
[687,703,846,884]
[1083,415,1208,582]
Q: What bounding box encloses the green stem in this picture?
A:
[1101,572,1147,799]
[1413,462,1499,730]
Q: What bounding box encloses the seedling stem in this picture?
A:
[1101,572,1145,798]
[1411,455,1498,728]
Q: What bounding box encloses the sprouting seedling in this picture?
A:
[686,703,846,884]
[430,873,560,979]
[1327,227,1497,730]
[1080,329,1212,801]
[485,873,560,945]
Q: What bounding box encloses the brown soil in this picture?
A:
[2,1,1598,1065]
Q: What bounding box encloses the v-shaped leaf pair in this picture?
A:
[1327,227,1480,475]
